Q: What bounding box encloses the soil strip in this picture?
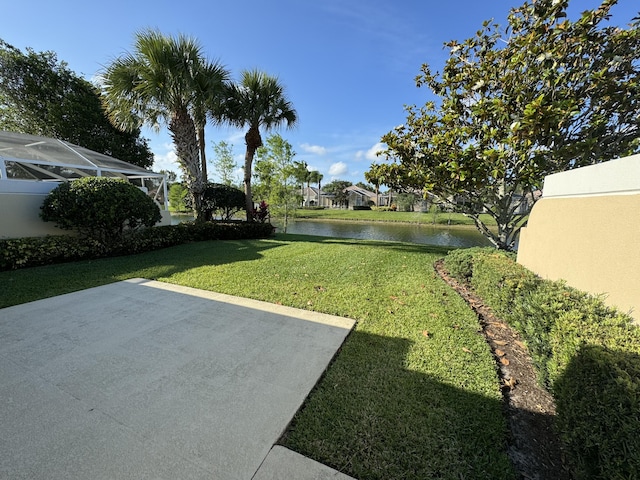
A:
[434,259,570,480]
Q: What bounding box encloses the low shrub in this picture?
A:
[0,221,275,271]
[0,235,103,270]
[352,205,371,210]
[469,250,538,322]
[442,246,494,283]
[443,248,640,479]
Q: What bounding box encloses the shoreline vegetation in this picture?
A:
[171,208,499,229]
[295,208,497,226]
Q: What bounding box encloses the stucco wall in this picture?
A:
[517,155,640,321]
[0,192,69,239]
[0,191,172,239]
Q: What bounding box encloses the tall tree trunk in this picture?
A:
[169,108,204,222]
[197,124,207,183]
[244,125,262,221]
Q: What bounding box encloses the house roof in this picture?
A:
[345,185,377,198]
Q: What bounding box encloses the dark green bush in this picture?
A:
[352,205,371,211]
[0,221,275,271]
[41,177,161,244]
[443,246,495,283]
[553,345,640,480]
[468,250,538,321]
[184,183,246,220]
[443,248,640,479]
[0,235,103,270]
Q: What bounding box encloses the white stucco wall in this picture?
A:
[0,180,171,239]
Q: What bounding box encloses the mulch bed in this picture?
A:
[434,259,572,480]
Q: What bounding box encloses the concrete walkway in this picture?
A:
[0,279,356,479]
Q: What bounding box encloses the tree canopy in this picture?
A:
[376,0,640,250]
[323,179,352,207]
[211,140,238,187]
[0,40,153,168]
[222,69,297,220]
[101,29,229,222]
[253,134,299,230]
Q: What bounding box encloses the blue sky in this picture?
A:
[2,0,638,185]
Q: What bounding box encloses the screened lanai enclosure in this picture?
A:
[0,130,170,239]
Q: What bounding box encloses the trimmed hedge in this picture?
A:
[41,177,162,244]
[0,221,275,271]
[443,248,640,480]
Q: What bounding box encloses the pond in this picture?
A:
[275,219,492,248]
[171,215,492,248]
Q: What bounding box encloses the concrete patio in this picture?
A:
[0,279,356,479]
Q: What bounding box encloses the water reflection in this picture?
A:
[170,215,492,248]
[278,219,491,248]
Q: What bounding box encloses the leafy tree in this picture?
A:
[222,69,297,220]
[211,140,238,186]
[168,183,189,212]
[323,179,352,207]
[292,160,310,188]
[355,181,375,192]
[202,183,246,220]
[377,0,640,250]
[253,134,299,231]
[101,29,229,222]
[253,155,278,202]
[41,177,161,245]
[0,40,153,168]
[396,193,418,212]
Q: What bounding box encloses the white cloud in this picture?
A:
[300,143,327,155]
[356,142,385,161]
[152,143,180,175]
[328,161,348,177]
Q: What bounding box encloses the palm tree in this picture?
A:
[365,164,385,207]
[292,161,310,206]
[308,170,322,206]
[223,69,297,220]
[101,29,228,221]
[192,63,229,188]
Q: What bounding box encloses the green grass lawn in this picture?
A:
[0,235,514,479]
[295,207,498,227]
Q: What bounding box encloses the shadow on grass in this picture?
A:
[553,345,640,479]
[274,233,455,256]
[0,239,289,308]
[282,329,565,480]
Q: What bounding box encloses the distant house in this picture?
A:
[345,185,378,208]
[300,186,332,207]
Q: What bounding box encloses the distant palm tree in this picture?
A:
[223,69,297,220]
[365,164,385,207]
[101,29,228,221]
[308,170,322,206]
